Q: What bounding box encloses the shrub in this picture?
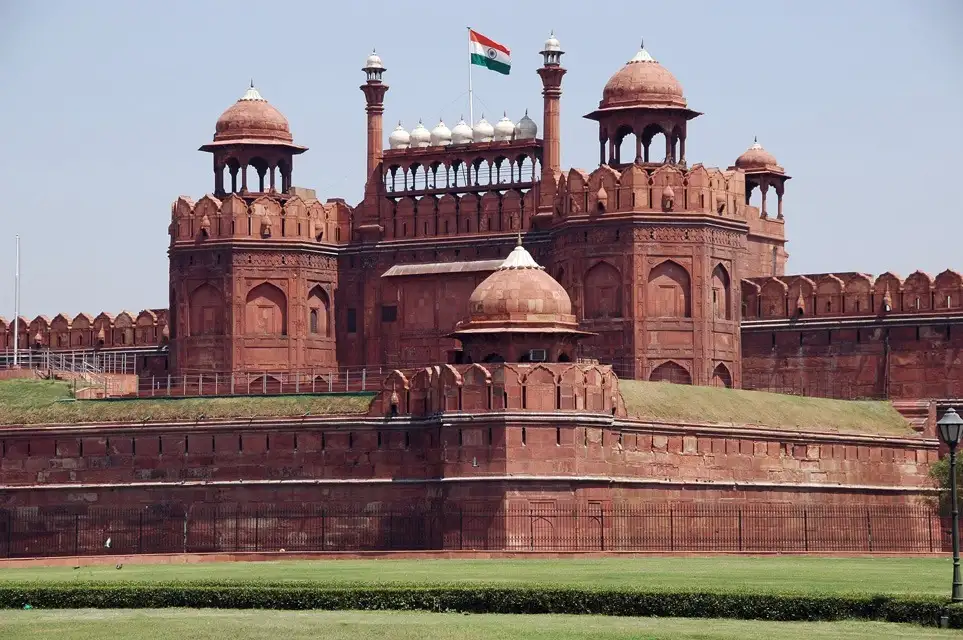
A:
[0,583,956,627]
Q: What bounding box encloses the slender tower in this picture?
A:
[358,50,389,240]
[536,32,566,216]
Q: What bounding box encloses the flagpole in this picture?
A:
[467,26,474,126]
[12,234,19,368]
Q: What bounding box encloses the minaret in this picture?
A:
[537,32,565,177]
[360,50,388,184]
[534,32,566,222]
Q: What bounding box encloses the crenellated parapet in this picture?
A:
[743,269,963,319]
[555,162,748,219]
[0,309,169,350]
[169,192,352,247]
[369,362,626,417]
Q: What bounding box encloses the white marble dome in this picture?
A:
[410,120,431,148]
[493,113,515,141]
[451,118,473,145]
[388,121,410,149]
[429,120,452,146]
[515,110,537,139]
[544,31,561,52]
[364,50,383,69]
[472,116,494,142]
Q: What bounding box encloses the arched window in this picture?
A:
[245,282,287,336]
[188,283,223,336]
[711,264,732,320]
[711,363,733,388]
[649,361,691,385]
[646,261,692,318]
[584,262,622,319]
[307,285,330,337]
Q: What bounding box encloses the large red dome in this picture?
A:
[599,48,687,110]
[213,85,293,144]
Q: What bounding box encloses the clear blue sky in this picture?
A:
[1,0,960,318]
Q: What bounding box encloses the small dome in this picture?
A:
[473,116,494,142]
[364,50,384,69]
[466,244,575,321]
[214,84,293,144]
[735,137,780,170]
[599,44,686,110]
[493,113,515,141]
[388,121,410,149]
[451,118,473,145]
[515,109,537,139]
[430,120,452,146]
[543,31,561,52]
[410,120,431,148]
[662,185,675,198]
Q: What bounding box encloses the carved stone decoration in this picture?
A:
[199,214,211,238]
[661,186,675,212]
[261,215,274,238]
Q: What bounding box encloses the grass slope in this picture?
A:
[620,380,913,436]
[0,379,373,426]
[0,610,954,640]
[0,557,949,596]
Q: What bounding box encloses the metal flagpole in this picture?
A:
[12,235,19,368]
[467,26,474,126]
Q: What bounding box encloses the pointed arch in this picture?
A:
[649,361,692,385]
[245,282,287,336]
[307,284,331,337]
[711,264,732,320]
[189,283,223,336]
[584,261,623,319]
[711,363,733,388]
[647,260,691,318]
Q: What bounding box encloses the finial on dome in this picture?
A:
[250,78,254,88]
[517,231,522,247]
[754,135,758,143]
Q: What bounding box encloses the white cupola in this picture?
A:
[429,119,452,146]
[388,121,410,149]
[451,117,473,145]
[493,112,515,141]
[515,109,537,139]
[409,120,431,148]
[472,115,494,142]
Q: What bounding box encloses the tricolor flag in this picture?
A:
[469,29,511,75]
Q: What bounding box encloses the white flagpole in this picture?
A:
[12,234,19,368]
[467,26,474,126]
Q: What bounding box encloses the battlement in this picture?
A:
[0,310,168,350]
[169,192,352,246]
[557,163,757,222]
[742,269,963,320]
[370,362,625,417]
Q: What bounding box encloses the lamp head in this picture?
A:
[938,407,963,448]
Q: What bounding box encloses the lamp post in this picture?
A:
[937,407,963,602]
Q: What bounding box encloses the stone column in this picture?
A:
[537,63,566,175]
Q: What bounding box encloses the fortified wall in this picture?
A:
[742,270,963,399]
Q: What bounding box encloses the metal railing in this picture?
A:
[0,503,942,558]
[138,369,383,397]
[0,348,142,375]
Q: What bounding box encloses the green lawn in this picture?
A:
[620,379,914,436]
[0,379,373,425]
[0,610,956,640]
[0,557,951,596]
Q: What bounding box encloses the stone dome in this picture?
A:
[388,122,410,149]
[410,120,431,148]
[466,244,574,323]
[515,110,538,139]
[430,120,452,146]
[451,118,473,145]
[214,85,294,144]
[493,113,516,141]
[543,31,561,52]
[473,116,494,142]
[599,45,687,110]
[735,138,780,170]
[364,50,384,70]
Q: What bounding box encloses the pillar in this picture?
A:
[361,82,388,184]
[775,182,784,219]
[760,181,769,218]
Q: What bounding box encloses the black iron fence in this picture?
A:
[0,504,943,558]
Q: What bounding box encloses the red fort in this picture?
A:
[0,35,958,554]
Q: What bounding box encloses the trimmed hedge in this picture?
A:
[0,584,961,627]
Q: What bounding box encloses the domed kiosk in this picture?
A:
[450,239,593,363]
[200,83,307,195]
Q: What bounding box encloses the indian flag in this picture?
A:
[469,29,511,75]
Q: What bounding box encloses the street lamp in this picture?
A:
[937,407,963,602]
